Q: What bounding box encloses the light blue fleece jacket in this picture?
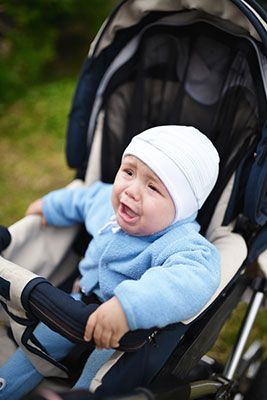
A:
[43,182,220,330]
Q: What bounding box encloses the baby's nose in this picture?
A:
[125,183,141,200]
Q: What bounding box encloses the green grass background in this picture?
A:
[0,79,266,365]
[0,79,74,226]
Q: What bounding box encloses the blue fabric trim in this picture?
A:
[0,277,10,300]
[247,225,267,264]
[244,123,267,225]
[224,121,267,227]
[223,153,250,226]
[21,327,69,376]
[230,0,267,53]
[0,300,37,326]
[94,323,187,396]
[0,225,11,252]
[21,325,47,355]
[243,0,267,22]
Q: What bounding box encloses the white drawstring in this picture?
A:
[0,377,6,391]
[98,215,121,235]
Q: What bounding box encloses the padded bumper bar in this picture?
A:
[0,257,70,376]
[0,256,156,377]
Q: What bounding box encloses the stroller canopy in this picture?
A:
[90,0,267,57]
[66,0,267,234]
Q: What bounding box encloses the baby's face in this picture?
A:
[112,155,175,236]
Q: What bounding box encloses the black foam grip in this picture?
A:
[29,282,98,343]
[0,225,11,252]
[28,283,155,350]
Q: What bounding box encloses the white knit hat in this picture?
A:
[123,125,220,222]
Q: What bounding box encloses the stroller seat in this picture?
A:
[1,1,267,399]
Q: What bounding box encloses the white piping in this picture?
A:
[241,0,267,30]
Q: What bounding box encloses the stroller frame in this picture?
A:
[155,274,267,399]
[1,1,267,399]
[63,1,267,398]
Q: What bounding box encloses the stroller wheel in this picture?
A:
[243,359,267,400]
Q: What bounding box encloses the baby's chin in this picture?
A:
[117,220,146,236]
[119,222,157,237]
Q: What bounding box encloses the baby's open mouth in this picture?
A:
[119,203,138,221]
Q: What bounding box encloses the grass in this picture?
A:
[209,301,267,365]
[0,78,267,366]
[0,79,74,226]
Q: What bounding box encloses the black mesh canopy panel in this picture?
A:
[99,23,265,232]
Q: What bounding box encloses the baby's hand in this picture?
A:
[26,199,47,225]
[84,296,129,349]
[71,277,81,293]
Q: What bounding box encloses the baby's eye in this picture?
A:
[123,169,133,176]
[148,184,159,192]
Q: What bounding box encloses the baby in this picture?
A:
[0,125,220,399]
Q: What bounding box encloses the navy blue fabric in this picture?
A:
[244,123,267,225]
[20,320,70,375]
[0,277,10,300]
[94,324,187,397]
[246,0,267,20]
[224,122,267,228]
[222,0,267,54]
[28,282,99,344]
[66,42,128,174]
[223,151,251,226]
[247,225,267,264]
[0,300,36,326]
[21,277,48,310]
[26,282,155,351]
[0,225,11,252]
[66,57,101,172]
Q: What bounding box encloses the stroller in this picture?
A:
[0,0,267,399]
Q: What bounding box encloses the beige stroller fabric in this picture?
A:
[2,215,80,286]
[184,174,247,323]
[0,249,69,377]
[90,0,263,57]
[2,176,86,286]
[0,181,84,374]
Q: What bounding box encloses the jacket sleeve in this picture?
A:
[114,237,221,330]
[42,182,103,226]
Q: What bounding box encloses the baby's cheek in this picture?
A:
[111,190,118,210]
